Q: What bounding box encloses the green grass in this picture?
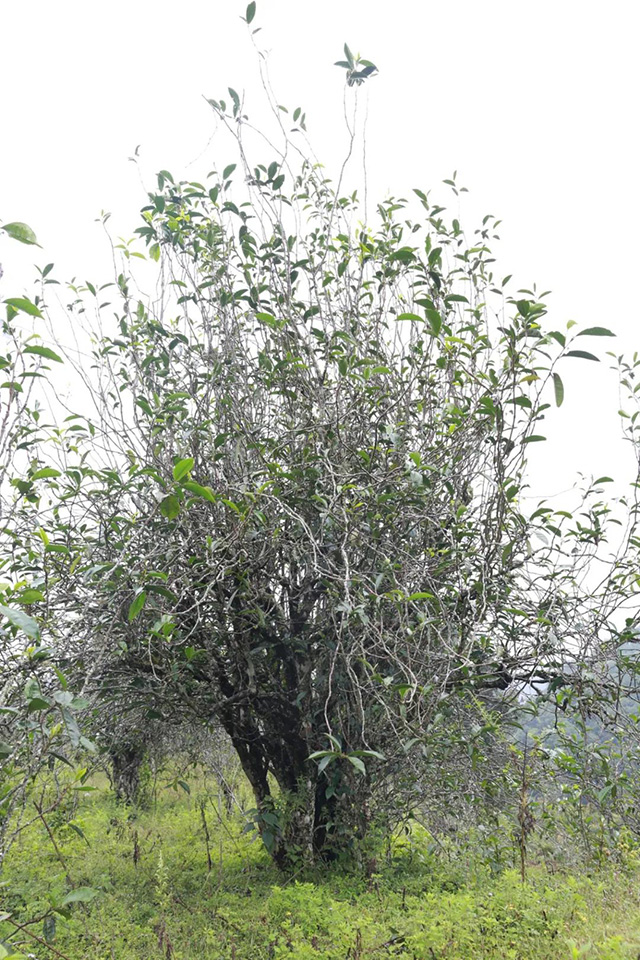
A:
[2,777,640,959]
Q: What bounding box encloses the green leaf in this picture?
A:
[160,495,181,520]
[5,297,43,318]
[177,779,190,794]
[45,543,69,556]
[317,754,334,774]
[2,220,39,245]
[576,327,615,338]
[552,372,564,407]
[444,294,469,304]
[395,312,423,323]
[597,784,614,804]
[68,821,90,844]
[0,603,40,639]
[390,248,415,263]
[183,480,216,503]
[24,678,41,700]
[23,345,63,363]
[61,887,98,906]
[128,591,146,622]
[17,589,45,603]
[522,435,547,444]
[31,467,61,480]
[246,1,256,23]
[425,309,442,336]
[146,584,176,602]
[223,163,237,180]
[407,591,435,601]
[49,751,74,767]
[173,457,194,481]
[256,311,280,328]
[0,741,12,759]
[347,755,366,775]
[27,697,50,712]
[566,350,600,362]
[149,243,161,262]
[261,830,275,853]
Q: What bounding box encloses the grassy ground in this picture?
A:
[2,776,640,959]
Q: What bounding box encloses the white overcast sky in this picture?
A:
[2,0,639,500]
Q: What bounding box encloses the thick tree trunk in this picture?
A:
[217,703,319,866]
[218,700,370,868]
[271,763,370,867]
[110,741,146,804]
[210,617,371,868]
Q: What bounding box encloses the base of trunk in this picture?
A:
[110,742,146,805]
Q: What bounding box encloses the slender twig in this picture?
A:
[33,800,73,887]
[199,797,213,872]
[2,915,75,960]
